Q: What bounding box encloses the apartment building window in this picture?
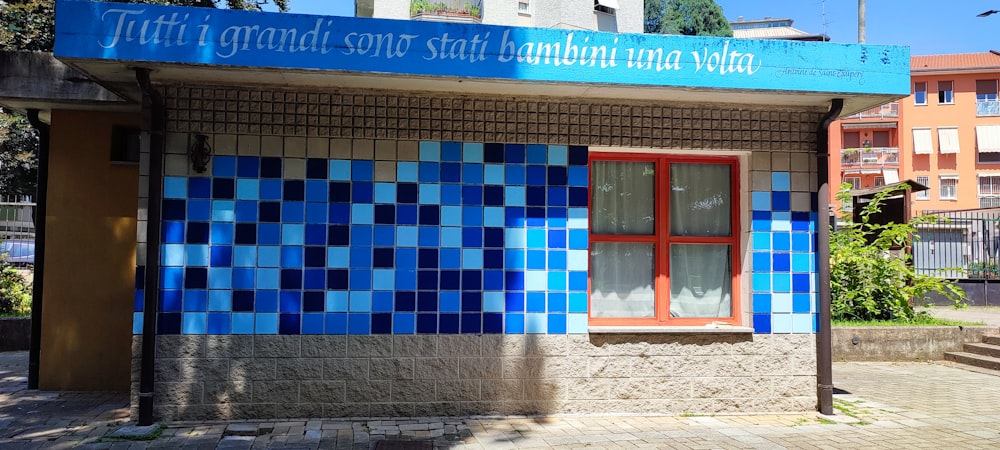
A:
[843,131,860,149]
[589,154,739,326]
[938,81,954,104]
[977,80,998,102]
[873,176,885,187]
[914,81,927,105]
[939,175,958,200]
[977,125,1000,163]
[915,176,930,200]
[594,0,618,14]
[938,127,960,154]
[912,127,933,154]
[979,175,1000,208]
[844,177,861,190]
[518,1,530,14]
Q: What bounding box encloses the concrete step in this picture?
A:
[982,335,1000,346]
[944,351,1000,371]
[963,342,1000,358]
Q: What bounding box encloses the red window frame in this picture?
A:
[587,152,742,327]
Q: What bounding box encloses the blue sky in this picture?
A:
[280,0,998,56]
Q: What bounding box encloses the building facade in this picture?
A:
[3,0,907,421]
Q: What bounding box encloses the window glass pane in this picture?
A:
[590,242,655,318]
[915,82,927,104]
[670,163,731,237]
[669,244,732,318]
[591,161,655,235]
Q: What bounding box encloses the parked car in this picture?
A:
[0,239,34,265]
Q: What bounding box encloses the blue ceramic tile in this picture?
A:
[793,293,812,313]
[792,253,812,273]
[420,141,441,161]
[772,253,790,272]
[791,313,813,334]
[441,141,462,161]
[261,157,282,178]
[237,156,260,178]
[772,192,790,211]
[773,273,791,293]
[548,145,568,166]
[752,232,770,251]
[419,184,440,204]
[792,273,811,293]
[260,179,282,200]
[505,164,526,185]
[753,314,771,333]
[397,161,418,182]
[463,143,484,163]
[526,144,547,164]
[792,233,811,252]
[772,172,790,191]
[236,179,259,200]
[525,313,547,333]
[463,163,483,184]
[164,177,187,199]
[213,156,236,177]
[188,178,211,198]
[352,160,374,181]
[772,314,792,333]
[568,166,588,187]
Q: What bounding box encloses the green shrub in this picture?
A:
[830,184,964,322]
[0,263,31,316]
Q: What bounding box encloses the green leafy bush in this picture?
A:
[830,185,964,322]
[0,263,30,316]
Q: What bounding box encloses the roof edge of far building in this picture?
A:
[912,50,1000,73]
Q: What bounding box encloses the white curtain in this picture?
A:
[669,244,731,317]
[591,161,655,235]
[590,242,655,318]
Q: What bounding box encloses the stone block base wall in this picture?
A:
[133,334,816,420]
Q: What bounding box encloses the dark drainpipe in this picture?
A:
[816,98,843,416]
[136,69,164,426]
[25,109,49,390]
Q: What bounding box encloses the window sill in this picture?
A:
[588,325,755,334]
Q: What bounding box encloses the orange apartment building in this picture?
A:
[830,51,1000,215]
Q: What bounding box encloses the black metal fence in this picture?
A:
[914,209,1000,279]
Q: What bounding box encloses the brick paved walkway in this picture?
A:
[2,351,999,448]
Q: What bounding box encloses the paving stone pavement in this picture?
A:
[2,351,1000,448]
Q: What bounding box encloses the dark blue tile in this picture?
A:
[483,269,503,289]
[213,178,235,199]
[207,313,231,334]
[157,313,181,335]
[256,291,278,312]
[568,187,588,207]
[258,202,281,222]
[505,271,525,290]
[304,247,326,267]
[462,270,482,290]
[306,181,328,203]
[305,224,326,245]
[772,192,791,211]
[568,145,588,165]
[483,186,504,206]
[260,179,282,200]
[526,165,547,186]
[462,163,482,184]
[395,291,416,311]
[526,207,546,226]
[211,223,234,245]
[397,183,418,203]
[417,292,438,312]
[505,207,525,227]
[397,205,418,225]
[326,313,347,334]
[329,203,350,224]
[348,313,370,334]
[327,269,349,289]
[135,266,146,290]
[301,314,324,334]
[441,184,462,205]
[352,160,374,181]
[163,221,185,243]
[527,292,545,312]
[189,178,211,198]
[506,165,525,185]
[281,202,304,223]
[462,228,482,247]
[372,292,394,312]
[419,205,440,226]
[186,222,210,244]
[526,187,546,206]
[442,142,462,161]
[505,292,524,312]
[283,180,305,201]
[163,200,186,221]
[184,291,207,311]
[417,314,438,333]
[328,225,350,245]
[237,156,259,178]
[373,248,395,268]
[461,186,482,205]
[279,314,300,335]
[569,271,588,290]
[752,211,771,221]
[187,199,211,221]
[259,223,280,244]
[352,182,373,203]
[505,144,526,164]
[773,253,790,272]
[485,143,505,163]
[753,314,771,333]
[441,163,462,182]
[793,273,811,293]
[419,248,438,269]
[548,167,568,186]
[280,291,301,313]
[350,246,372,268]
[439,314,459,334]
[374,204,395,224]
[548,230,567,249]
[484,228,504,248]
[419,162,440,183]
[461,292,482,312]
[461,313,482,334]
[418,270,438,290]
[185,267,208,289]
[526,145,546,164]
[349,226,372,247]
[235,201,258,222]
[373,226,395,246]
[484,250,503,269]
[160,289,182,312]
[232,268,255,289]
[281,269,302,290]
[371,313,392,334]
[210,246,232,267]
[548,314,567,334]
[306,158,328,179]
[397,248,417,269]
[440,270,460,290]
[304,269,325,290]
[330,182,351,203]
[548,187,567,207]
[260,157,282,178]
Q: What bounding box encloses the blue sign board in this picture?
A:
[54,0,909,95]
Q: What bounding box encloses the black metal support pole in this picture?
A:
[25,109,49,390]
[816,98,843,416]
[136,69,164,426]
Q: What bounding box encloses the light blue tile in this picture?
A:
[751,192,771,211]
[568,207,588,220]
[773,273,791,292]
[772,314,792,333]
[258,246,280,267]
[236,179,259,200]
[772,293,792,313]
[419,141,441,161]
[350,291,372,312]
[374,183,397,203]
[792,253,812,272]
[505,186,525,206]
[484,164,505,185]
[281,224,305,245]
[772,218,791,231]
[505,250,525,269]
[208,268,232,289]
[525,313,547,334]
[441,227,462,247]
[463,142,484,163]
[462,249,483,269]
[505,229,527,248]
[326,291,349,312]
[162,244,185,266]
[567,250,588,270]
[372,269,395,290]
[548,272,567,291]
[567,215,588,230]
[133,312,144,334]
[419,184,440,204]
[566,313,588,334]
[255,313,278,334]
[397,161,418,182]
[527,229,546,249]
[792,313,813,333]
[209,291,231,311]
[441,205,462,226]
[397,226,418,247]
[525,271,547,291]
[327,247,349,268]
[329,160,351,180]
[483,292,505,313]
[351,204,374,225]
[547,145,568,166]
[186,245,209,266]
[484,207,504,227]
[752,273,770,292]
[183,313,207,334]
[440,292,460,312]
[256,268,280,289]
[752,232,771,251]
[231,313,254,334]
[772,172,791,191]
[164,177,187,198]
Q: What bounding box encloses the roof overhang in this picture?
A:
[0,51,129,122]
[39,0,911,117]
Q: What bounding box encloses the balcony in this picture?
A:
[411,0,483,23]
[978,100,1000,117]
[844,102,899,120]
[841,147,899,171]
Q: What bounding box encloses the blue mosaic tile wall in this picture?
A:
[135,142,592,335]
[749,171,819,334]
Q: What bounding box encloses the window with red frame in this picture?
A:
[588,153,740,326]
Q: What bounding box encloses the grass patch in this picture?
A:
[100,424,165,442]
[834,315,982,327]
[816,417,837,425]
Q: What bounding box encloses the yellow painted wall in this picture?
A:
[40,110,138,391]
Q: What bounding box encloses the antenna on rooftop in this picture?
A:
[820,0,829,38]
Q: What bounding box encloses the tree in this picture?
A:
[645,0,733,38]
